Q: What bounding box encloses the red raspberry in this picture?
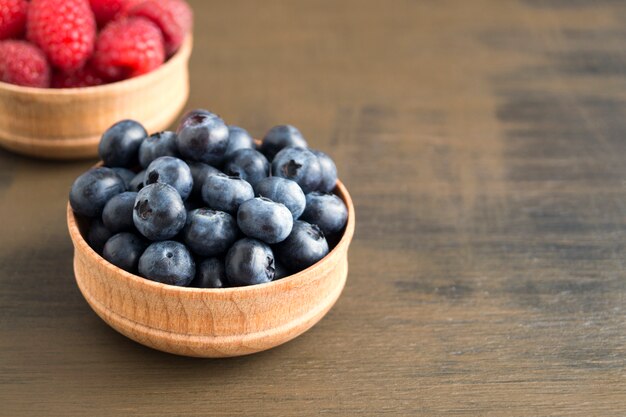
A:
[27,0,96,72]
[126,0,192,56]
[0,0,28,40]
[89,0,141,27]
[51,63,104,88]
[0,40,50,87]
[92,17,164,81]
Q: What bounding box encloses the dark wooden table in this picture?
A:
[2,0,626,415]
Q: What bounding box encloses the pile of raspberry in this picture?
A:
[0,0,192,88]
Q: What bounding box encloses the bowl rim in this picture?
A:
[67,179,355,295]
[0,36,193,95]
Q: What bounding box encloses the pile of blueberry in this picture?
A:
[70,110,348,288]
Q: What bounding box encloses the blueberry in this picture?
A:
[191,257,228,288]
[237,197,293,244]
[271,147,322,193]
[273,261,291,280]
[223,149,269,187]
[225,238,275,286]
[102,191,138,233]
[144,156,193,200]
[201,173,254,214]
[129,169,146,192]
[225,125,255,157]
[179,108,213,124]
[176,110,229,165]
[311,150,338,192]
[260,125,308,160]
[88,218,113,254]
[275,220,329,272]
[187,161,220,198]
[98,120,147,168]
[301,192,348,237]
[111,168,135,190]
[254,177,306,219]
[133,183,187,241]
[183,208,238,256]
[70,167,126,217]
[138,241,196,286]
[139,131,179,168]
[103,232,147,273]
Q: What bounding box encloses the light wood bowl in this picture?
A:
[0,37,192,160]
[66,181,355,358]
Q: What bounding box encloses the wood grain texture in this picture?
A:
[1,0,626,415]
[0,37,192,160]
[66,181,354,358]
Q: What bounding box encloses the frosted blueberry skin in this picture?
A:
[111,168,135,191]
[260,125,308,160]
[129,170,146,192]
[103,232,148,274]
[138,241,196,287]
[88,218,113,254]
[98,119,147,168]
[183,208,238,257]
[201,173,254,214]
[144,156,193,200]
[301,192,348,237]
[70,167,126,218]
[275,220,329,272]
[139,131,179,168]
[225,125,255,158]
[176,110,229,166]
[254,176,306,219]
[223,149,270,187]
[133,183,187,241]
[311,150,338,193]
[271,147,322,193]
[225,238,275,286]
[187,161,220,199]
[102,191,138,233]
[191,257,228,288]
[237,197,293,244]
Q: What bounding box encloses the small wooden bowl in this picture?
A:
[0,37,192,160]
[66,181,355,358]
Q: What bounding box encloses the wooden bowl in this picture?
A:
[66,181,355,358]
[0,37,192,160]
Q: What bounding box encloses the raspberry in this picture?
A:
[93,17,164,81]
[126,0,191,56]
[0,0,28,40]
[0,40,50,87]
[89,0,141,27]
[51,63,104,88]
[27,0,96,72]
